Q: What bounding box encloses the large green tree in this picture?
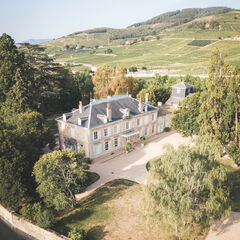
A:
[198,50,240,164]
[137,85,170,106]
[0,34,35,111]
[33,150,89,210]
[144,138,230,239]
[19,43,74,114]
[73,71,94,104]
[0,112,55,210]
[171,92,201,137]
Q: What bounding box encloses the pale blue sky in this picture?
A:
[0,0,239,42]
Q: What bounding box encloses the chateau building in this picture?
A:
[56,94,172,159]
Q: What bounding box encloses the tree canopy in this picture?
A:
[33,150,89,210]
[144,138,230,239]
[0,111,55,210]
[171,92,201,137]
[93,65,139,98]
[137,85,170,106]
[198,50,240,164]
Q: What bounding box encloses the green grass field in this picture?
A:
[54,37,239,74]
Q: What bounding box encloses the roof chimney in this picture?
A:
[79,101,83,114]
[63,114,67,122]
[107,103,112,121]
[145,93,149,103]
[138,97,143,112]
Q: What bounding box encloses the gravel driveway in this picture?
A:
[205,212,240,240]
[76,131,191,200]
[76,131,240,240]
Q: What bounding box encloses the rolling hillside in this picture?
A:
[42,8,240,75]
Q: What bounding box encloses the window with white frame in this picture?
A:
[152,114,155,121]
[105,141,109,151]
[93,131,98,140]
[137,118,141,126]
[145,127,148,136]
[104,128,108,137]
[152,125,155,134]
[114,125,120,134]
[126,122,129,130]
[144,116,148,125]
[93,144,101,156]
[70,128,75,138]
[114,138,118,147]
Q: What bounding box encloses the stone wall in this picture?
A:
[0,204,70,240]
[0,204,13,224]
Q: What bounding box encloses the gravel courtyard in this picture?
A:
[75,130,240,240]
[76,130,192,200]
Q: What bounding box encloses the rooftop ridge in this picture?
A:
[92,94,129,105]
[172,81,193,88]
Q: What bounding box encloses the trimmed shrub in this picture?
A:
[68,228,87,240]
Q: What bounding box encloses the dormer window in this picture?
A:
[120,108,130,119]
[97,114,108,123]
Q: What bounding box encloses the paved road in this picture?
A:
[0,220,24,240]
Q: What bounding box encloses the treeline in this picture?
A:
[171,50,240,165]
[0,33,94,227]
[18,43,94,116]
[92,64,205,107]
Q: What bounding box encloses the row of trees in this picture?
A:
[92,65,199,105]
[171,50,240,165]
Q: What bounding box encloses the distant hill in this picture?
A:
[42,7,236,51]
[128,7,231,27]
[42,7,240,75]
[22,39,52,45]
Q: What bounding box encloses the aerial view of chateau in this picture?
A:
[0,1,240,240]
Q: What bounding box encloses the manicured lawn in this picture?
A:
[219,158,240,212]
[54,179,142,240]
[54,179,176,240]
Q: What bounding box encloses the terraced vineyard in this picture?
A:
[43,10,240,75]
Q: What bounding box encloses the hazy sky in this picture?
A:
[0,0,239,42]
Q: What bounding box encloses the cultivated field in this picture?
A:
[43,11,240,75]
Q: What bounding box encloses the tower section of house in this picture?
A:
[56,94,172,159]
[166,81,193,107]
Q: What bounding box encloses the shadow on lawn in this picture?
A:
[77,179,136,209]
[228,169,240,212]
[53,179,137,236]
[87,225,108,240]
